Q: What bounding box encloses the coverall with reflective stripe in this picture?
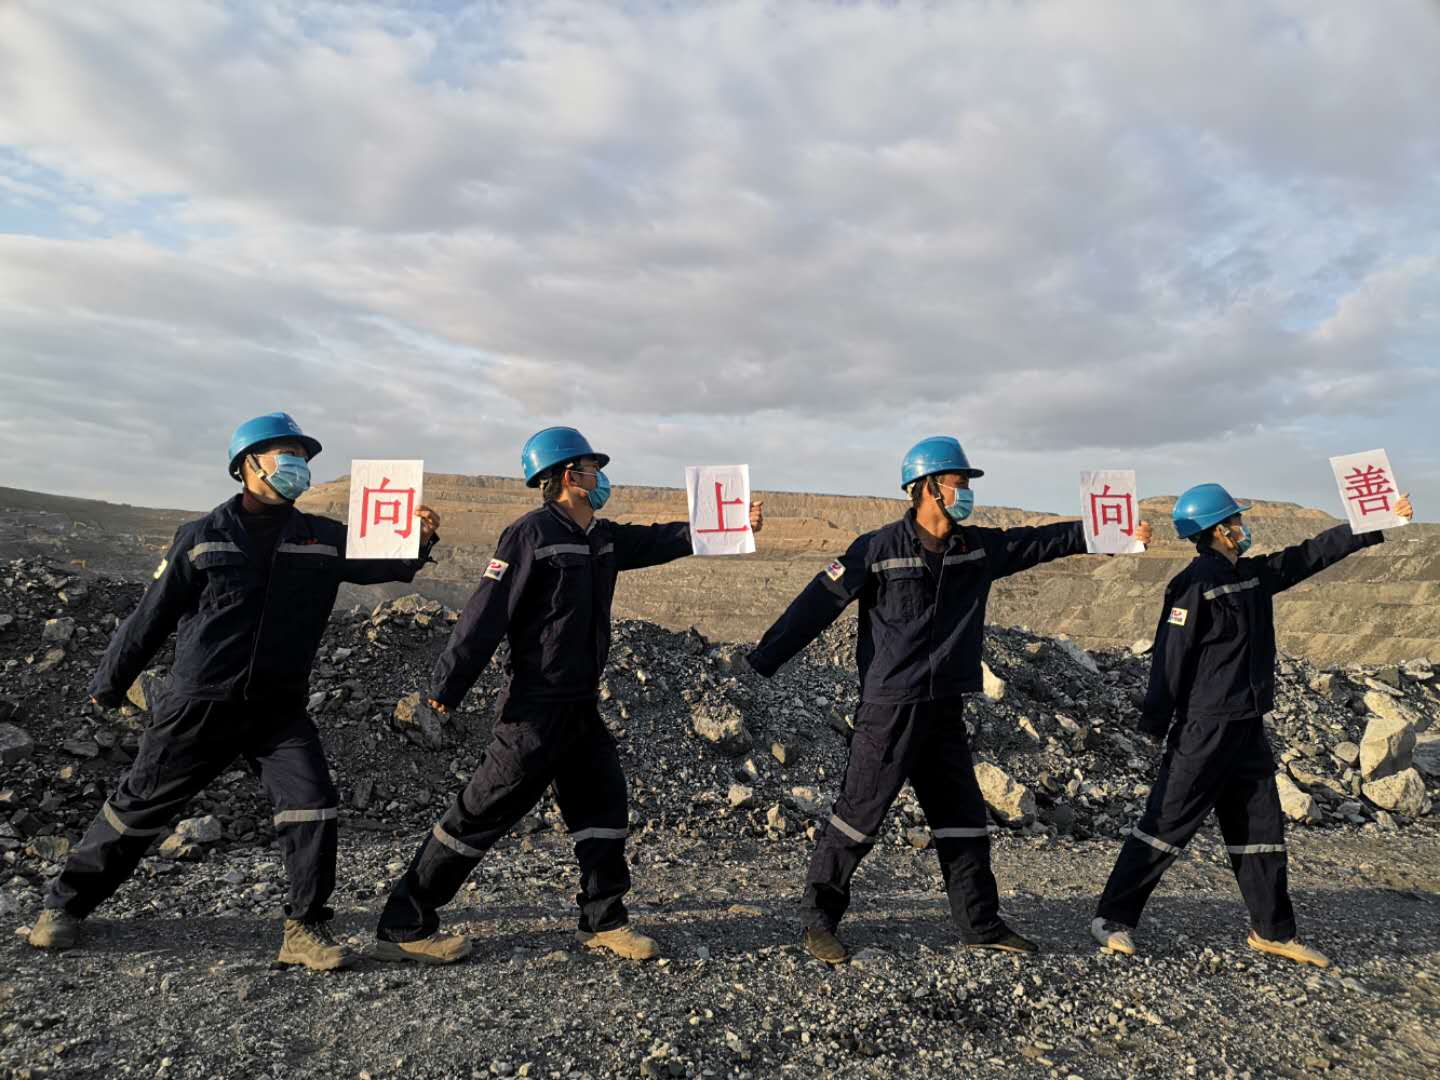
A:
[1098,523,1384,937]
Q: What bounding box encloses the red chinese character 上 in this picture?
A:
[695,481,749,535]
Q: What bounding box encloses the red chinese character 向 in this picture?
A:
[695,481,749,535]
[1342,465,1395,517]
[1088,484,1134,537]
[359,476,416,540]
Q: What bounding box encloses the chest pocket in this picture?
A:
[189,544,253,611]
[1202,578,1260,640]
[875,561,930,620]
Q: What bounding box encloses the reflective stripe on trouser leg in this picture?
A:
[46,697,240,918]
[908,704,1007,944]
[553,709,633,934]
[377,701,584,942]
[802,702,923,932]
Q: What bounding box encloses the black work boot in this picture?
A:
[802,927,848,965]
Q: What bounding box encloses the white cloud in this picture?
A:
[0,0,1437,519]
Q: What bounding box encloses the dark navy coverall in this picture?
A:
[1096,523,1384,940]
[377,502,691,941]
[48,495,434,923]
[747,511,1087,941]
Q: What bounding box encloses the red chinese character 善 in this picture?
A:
[1089,484,1134,536]
[1343,465,1395,517]
[360,476,416,540]
[695,481,749,535]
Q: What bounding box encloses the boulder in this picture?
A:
[690,700,752,757]
[0,723,34,764]
[1055,638,1100,675]
[175,815,224,844]
[727,783,755,810]
[1275,772,1321,824]
[42,617,76,644]
[126,669,167,711]
[393,692,447,750]
[1362,769,1428,817]
[1129,638,1154,657]
[1360,699,1417,780]
[981,662,1006,702]
[974,762,1036,826]
[1332,741,1361,767]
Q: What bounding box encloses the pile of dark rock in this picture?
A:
[2,555,1436,902]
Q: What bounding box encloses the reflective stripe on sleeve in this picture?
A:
[569,827,629,843]
[101,801,168,838]
[1130,826,1183,856]
[828,814,874,844]
[596,543,615,557]
[1203,579,1261,600]
[1225,843,1286,855]
[272,807,339,827]
[431,823,484,859]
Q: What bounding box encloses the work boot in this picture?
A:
[371,931,474,965]
[28,909,82,950]
[801,927,848,965]
[966,927,1040,955]
[1090,917,1137,956]
[276,919,359,971]
[1247,931,1330,969]
[576,925,660,961]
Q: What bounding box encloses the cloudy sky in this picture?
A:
[1,1,1437,521]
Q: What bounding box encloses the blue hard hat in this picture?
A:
[227,412,322,479]
[1172,483,1252,539]
[521,426,610,488]
[899,436,984,490]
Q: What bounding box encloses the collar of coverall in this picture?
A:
[543,499,597,536]
[218,493,304,563]
[903,507,966,551]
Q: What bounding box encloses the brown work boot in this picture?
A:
[1090,917,1137,956]
[276,919,359,971]
[28,909,82,950]
[371,931,474,965]
[802,927,848,965]
[576,925,660,961]
[1247,931,1330,969]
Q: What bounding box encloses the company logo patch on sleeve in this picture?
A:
[824,560,845,582]
[483,558,510,582]
[1168,607,1189,627]
[152,558,168,580]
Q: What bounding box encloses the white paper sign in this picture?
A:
[686,464,755,556]
[1329,448,1407,534]
[1081,470,1145,554]
[346,460,424,559]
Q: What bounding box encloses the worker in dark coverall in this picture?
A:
[1091,482,1414,967]
[746,436,1153,964]
[372,426,763,964]
[27,412,440,971]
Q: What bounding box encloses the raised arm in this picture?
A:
[1256,522,1383,597]
[990,520,1088,579]
[91,528,200,705]
[339,505,441,584]
[430,526,532,710]
[746,534,869,677]
[609,521,694,571]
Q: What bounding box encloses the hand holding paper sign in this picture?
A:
[1395,492,1414,525]
[1081,471,1148,554]
[1329,449,1408,534]
[347,460,427,558]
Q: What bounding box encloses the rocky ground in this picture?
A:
[2,555,1439,1078]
